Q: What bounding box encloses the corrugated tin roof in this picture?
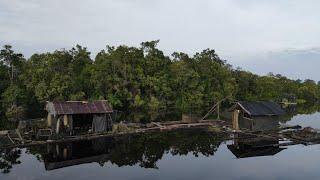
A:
[46,101,113,115]
[235,101,285,116]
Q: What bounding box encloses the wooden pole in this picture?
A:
[56,118,60,134]
[47,114,52,128]
[200,95,231,121]
[232,110,239,130]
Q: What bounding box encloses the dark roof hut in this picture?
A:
[231,101,286,116]
[229,101,286,131]
[46,101,113,135]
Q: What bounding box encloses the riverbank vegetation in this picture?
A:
[1,41,320,122]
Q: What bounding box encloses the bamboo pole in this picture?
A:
[200,95,231,121]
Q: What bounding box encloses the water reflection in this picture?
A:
[1,126,320,180]
[0,128,291,175]
[0,148,21,173]
[280,103,320,123]
[42,138,113,170]
[1,104,320,176]
[228,134,285,158]
[22,129,226,171]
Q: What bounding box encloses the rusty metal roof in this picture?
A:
[46,101,113,115]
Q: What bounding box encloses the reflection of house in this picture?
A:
[46,101,113,135]
[229,101,285,131]
[43,138,113,170]
[227,135,286,158]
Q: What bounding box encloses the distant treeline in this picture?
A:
[0,41,319,122]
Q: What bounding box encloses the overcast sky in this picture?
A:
[1,0,320,81]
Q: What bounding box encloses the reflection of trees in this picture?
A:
[295,103,320,114]
[19,130,226,172]
[169,131,223,157]
[108,133,170,169]
[0,148,21,173]
[280,103,320,123]
[109,130,226,168]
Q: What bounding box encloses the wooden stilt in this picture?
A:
[232,110,240,130]
[56,118,60,134]
[47,114,53,127]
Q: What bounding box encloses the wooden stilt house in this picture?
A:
[229,101,285,131]
[46,100,113,135]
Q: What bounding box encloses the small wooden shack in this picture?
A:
[46,100,113,135]
[229,101,285,131]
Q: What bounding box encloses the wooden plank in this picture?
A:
[151,122,165,128]
[0,130,9,136]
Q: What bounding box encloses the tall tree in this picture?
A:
[0,45,24,84]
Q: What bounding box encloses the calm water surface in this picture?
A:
[2,106,320,180]
[287,112,320,129]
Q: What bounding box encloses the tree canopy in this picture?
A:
[0,42,319,122]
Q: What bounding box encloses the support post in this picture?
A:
[69,115,73,135]
[47,114,53,128]
[63,115,68,127]
[56,118,61,134]
[232,110,240,130]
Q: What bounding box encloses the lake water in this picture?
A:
[2,106,320,180]
[287,112,320,129]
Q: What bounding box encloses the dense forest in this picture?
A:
[1,41,320,123]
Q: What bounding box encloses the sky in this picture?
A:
[1,0,320,81]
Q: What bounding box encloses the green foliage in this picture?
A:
[1,85,27,107]
[5,105,25,121]
[0,43,320,123]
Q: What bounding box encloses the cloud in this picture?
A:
[0,0,320,80]
[231,48,320,81]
